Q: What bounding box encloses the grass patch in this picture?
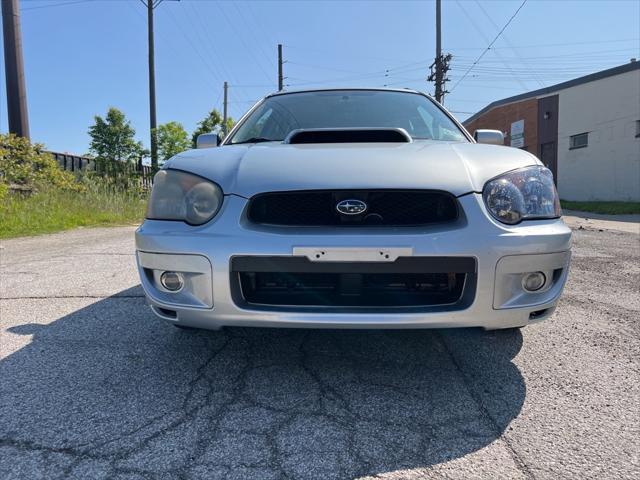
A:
[561,200,640,215]
[0,186,147,239]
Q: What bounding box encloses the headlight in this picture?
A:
[146,169,223,225]
[483,166,560,225]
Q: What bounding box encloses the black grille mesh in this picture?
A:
[238,272,466,307]
[247,190,459,227]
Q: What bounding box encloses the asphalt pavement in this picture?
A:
[0,223,638,479]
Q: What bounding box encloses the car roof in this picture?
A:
[265,87,429,99]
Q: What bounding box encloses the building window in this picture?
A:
[569,132,588,149]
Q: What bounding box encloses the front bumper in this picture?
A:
[135,193,572,330]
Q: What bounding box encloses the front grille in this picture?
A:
[246,190,459,227]
[230,256,476,312]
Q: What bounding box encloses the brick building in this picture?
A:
[463,61,640,201]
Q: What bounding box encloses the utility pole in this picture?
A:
[222,81,228,136]
[142,0,178,170]
[435,0,442,102]
[428,0,451,104]
[277,43,284,91]
[2,0,29,139]
[145,0,158,170]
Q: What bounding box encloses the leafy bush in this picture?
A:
[0,133,83,192]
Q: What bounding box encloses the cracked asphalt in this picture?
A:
[0,224,638,479]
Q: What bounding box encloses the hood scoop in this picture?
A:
[284,127,412,144]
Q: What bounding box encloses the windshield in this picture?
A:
[228,90,469,144]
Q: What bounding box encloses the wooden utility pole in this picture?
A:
[146,0,158,170]
[2,0,29,139]
[428,0,451,104]
[223,81,228,136]
[277,44,284,91]
[434,0,442,103]
[141,0,178,168]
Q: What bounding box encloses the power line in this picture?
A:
[454,0,530,90]
[472,0,545,88]
[231,0,276,69]
[245,2,279,65]
[448,38,640,51]
[163,7,225,86]
[22,0,94,11]
[184,2,239,85]
[450,0,528,94]
[123,1,221,96]
[455,48,639,61]
[217,1,272,84]
[286,61,367,75]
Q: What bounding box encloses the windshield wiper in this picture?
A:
[231,137,279,145]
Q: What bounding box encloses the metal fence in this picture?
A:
[49,151,154,189]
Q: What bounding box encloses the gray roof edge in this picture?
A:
[462,61,640,126]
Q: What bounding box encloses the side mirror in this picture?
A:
[197,133,221,149]
[474,129,504,146]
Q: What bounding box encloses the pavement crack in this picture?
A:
[436,331,535,480]
[298,332,375,477]
[93,337,234,463]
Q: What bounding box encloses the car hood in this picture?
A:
[164,140,541,197]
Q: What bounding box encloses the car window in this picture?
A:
[229,90,468,144]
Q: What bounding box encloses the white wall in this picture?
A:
[556,67,640,201]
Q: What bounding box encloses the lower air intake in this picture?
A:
[230,256,476,312]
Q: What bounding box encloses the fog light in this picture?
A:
[522,271,546,292]
[160,271,184,292]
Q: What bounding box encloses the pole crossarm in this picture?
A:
[139,0,168,9]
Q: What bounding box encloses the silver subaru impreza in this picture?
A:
[136,88,571,331]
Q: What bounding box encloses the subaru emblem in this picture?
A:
[336,199,367,215]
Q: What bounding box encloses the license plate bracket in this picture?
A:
[292,247,413,262]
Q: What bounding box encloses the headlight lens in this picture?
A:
[146,169,223,225]
[483,166,560,225]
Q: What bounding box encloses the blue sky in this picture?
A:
[2,0,639,155]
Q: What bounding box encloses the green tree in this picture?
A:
[156,121,190,162]
[88,107,144,163]
[191,109,235,147]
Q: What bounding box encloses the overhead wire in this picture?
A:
[162,6,227,88]
[455,0,532,90]
[217,1,273,84]
[123,0,222,95]
[473,0,545,88]
[231,1,277,69]
[449,0,529,94]
[22,0,95,11]
[183,2,239,85]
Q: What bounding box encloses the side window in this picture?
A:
[569,132,588,149]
